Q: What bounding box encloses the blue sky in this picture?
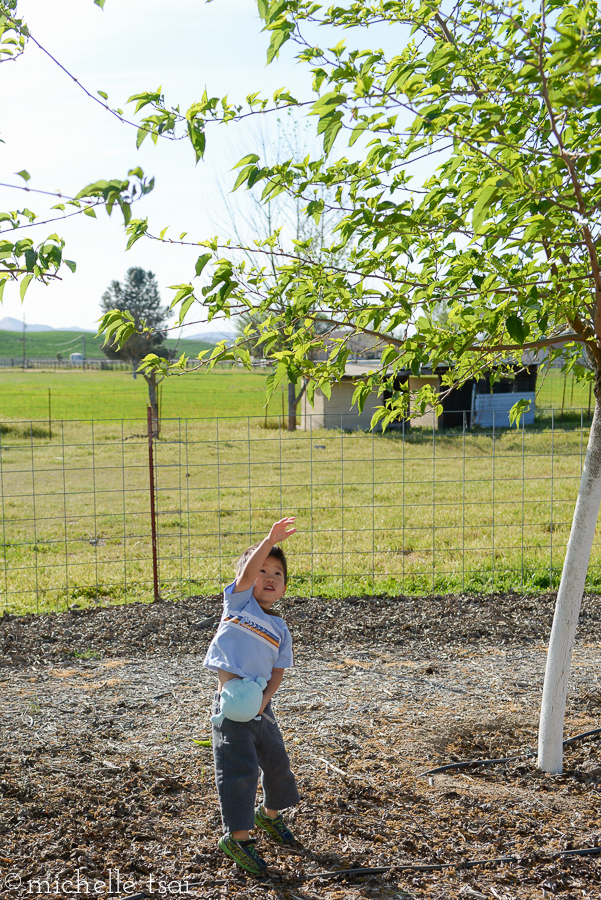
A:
[0,0,316,332]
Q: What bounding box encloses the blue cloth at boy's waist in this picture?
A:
[212,691,276,724]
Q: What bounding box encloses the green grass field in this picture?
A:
[0,364,597,614]
[0,365,593,425]
[535,367,594,413]
[0,415,597,615]
[0,368,286,421]
[0,329,213,361]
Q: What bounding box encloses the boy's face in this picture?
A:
[253,555,287,610]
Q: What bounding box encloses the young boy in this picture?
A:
[204,517,300,876]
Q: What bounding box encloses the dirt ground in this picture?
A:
[1,591,600,900]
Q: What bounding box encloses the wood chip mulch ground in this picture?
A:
[0,590,600,899]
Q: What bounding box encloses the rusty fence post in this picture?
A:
[147,405,160,601]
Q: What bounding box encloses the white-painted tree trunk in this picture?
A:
[538,400,601,773]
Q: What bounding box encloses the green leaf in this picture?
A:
[19,273,33,301]
[187,121,206,162]
[311,91,347,115]
[266,21,294,65]
[505,314,527,345]
[15,170,30,183]
[509,398,532,427]
[125,218,149,251]
[23,248,37,271]
[233,165,256,191]
[194,253,211,277]
[96,309,135,344]
[472,181,499,233]
[273,90,297,104]
[94,0,106,7]
[115,322,136,347]
[177,293,197,325]
[265,363,288,401]
[169,283,194,309]
[348,120,368,147]
[128,89,163,111]
[75,179,109,200]
[191,739,212,747]
[323,115,343,155]
[233,153,261,169]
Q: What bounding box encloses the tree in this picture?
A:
[101,0,601,773]
[100,267,172,434]
[221,117,349,430]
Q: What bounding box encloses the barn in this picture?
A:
[300,362,538,431]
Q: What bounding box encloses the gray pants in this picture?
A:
[211,692,300,833]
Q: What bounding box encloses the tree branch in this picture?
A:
[310,313,591,355]
[535,7,601,339]
[0,269,61,279]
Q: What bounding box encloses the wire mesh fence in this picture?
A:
[0,409,598,614]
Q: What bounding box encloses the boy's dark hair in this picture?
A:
[236,544,288,584]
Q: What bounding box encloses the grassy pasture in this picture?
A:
[535,366,593,413]
[0,329,213,360]
[0,366,597,615]
[0,415,597,615]
[0,365,593,425]
[0,368,286,421]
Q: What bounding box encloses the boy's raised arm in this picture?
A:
[235,517,296,592]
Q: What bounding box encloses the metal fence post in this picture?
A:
[147,406,160,601]
[0,424,7,609]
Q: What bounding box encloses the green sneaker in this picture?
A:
[254,804,296,845]
[218,833,268,876]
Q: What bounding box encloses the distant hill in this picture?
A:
[0,316,59,333]
[0,330,214,360]
[185,329,236,344]
[0,317,237,341]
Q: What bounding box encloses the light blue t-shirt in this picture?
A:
[203,581,294,681]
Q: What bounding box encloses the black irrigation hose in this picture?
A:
[136,846,601,896]
[420,751,536,776]
[301,857,518,879]
[300,847,601,881]
[420,726,601,777]
[563,725,601,747]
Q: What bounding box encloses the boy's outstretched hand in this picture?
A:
[235,517,297,592]
[269,517,296,544]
